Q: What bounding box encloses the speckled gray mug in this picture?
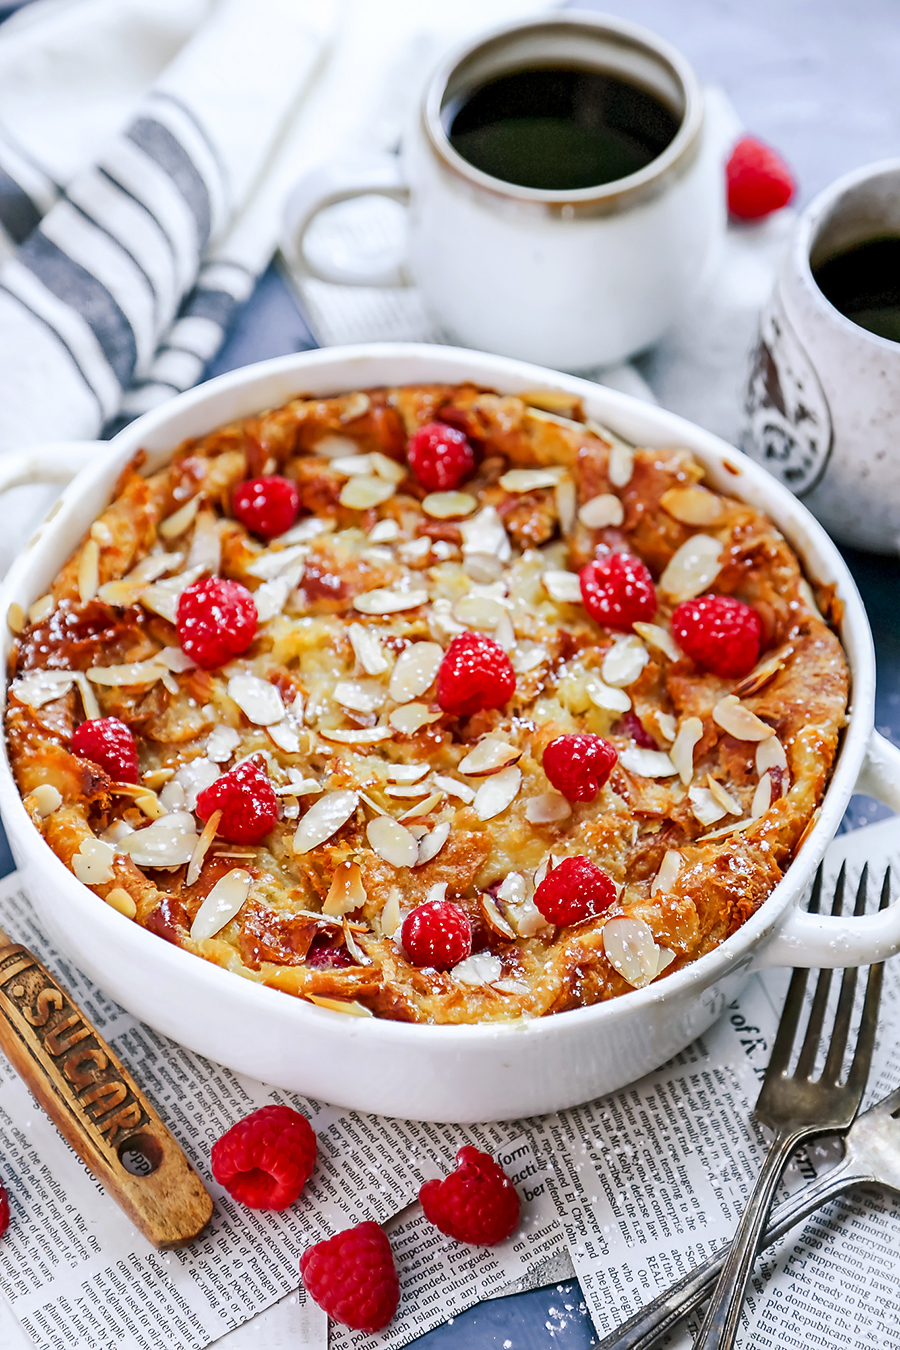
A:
[744,159,900,553]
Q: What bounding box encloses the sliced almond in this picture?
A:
[511,641,548,675]
[348,622,389,676]
[499,467,565,492]
[432,774,475,804]
[120,817,199,869]
[268,722,302,755]
[579,493,624,529]
[369,452,406,485]
[654,711,677,742]
[191,868,252,940]
[389,703,442,735]
[26,784,62,818]
[603,916,660,987]
[159,495,200,539]
[520,389,581,415]
[633,622,681,663]
[659,534,723,602]
[608,442,635,488]
[330,452,376,477]
[453,952,504,987]
[422,491,477,519]
[525,792,571,824]
[314,433,362,459]
[72,836,116,885]
[452,594,505,632]
[461,506,510,563]
[368,519,400,543]
[416,822,451,866]
[699,816,754,842]
[381,887,403,939]
[245,542,308,580]
[305,995,373,1017]
[339,475,395,510]
[388,642,443,703]
[654,947,676,978]
[601,635,649,688]
[341,391,371,423]
[707,775,742,814]
[186,810,223,887]
[104,888,136,919]
[459,737,521,776]
[385,762,429,783]
[28,594,54,624]
[227,674,285,726]
[733,653,786,699]
[660,486,723,526]
[462,553,505,583]
[619,746,677,778]
[185,509,221,575]
[480,892,516,940]
[293,790,358,853]
[688,787,726,827]
[751,771,773,818]
[670,716,703,786]
[141,768,174,791]
[74,673,101,722]
[206,725,241,763]
[140,564,205,623]
[474,765,521,821]
[353,588,428,615]
[651,849,683,897]
[587,678,631,713]
[84,658,164,688]
[543,570,582,604]
[398,792,442,820]
[385,783,434,798]
[323,860,367,917]
[90,520,113,546]
[756,736,787,774]
[713,695,774,742]
[6,602,25,635]
[319,726,394,745]
[77,539,100,605]
[333,679,386,714]
[135,791,165,821]
[11,669,76,709]
[366,815,418,868]
[555,477,578,535]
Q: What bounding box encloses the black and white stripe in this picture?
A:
[0,128,59,250]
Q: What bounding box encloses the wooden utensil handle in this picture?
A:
[0,938,212,1250]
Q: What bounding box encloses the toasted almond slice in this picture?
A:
[314,433,362,459]
[206,725,240,763]
[385,783,434,798]
[651,850,683,897]
[77,539,100,605]
[659,534,723,602]
[13,669,76,709]
[267,723,302,754]
[474,765,521,821]
[348,622,390,676]
[525,792,571,824]
[461,506,510,562]
[452,594,505,631]
[543,570,582,604]
[86,658,166,687]
[602,636,649,688]
[416,822,451,866]
[579,493,624,529]
[120,818,199,868]
[185,509,221,575]
[752,771,773,818]
[733,653,786,698]
[459,737,521,776]
[707,775,742,814]
[333,679,386,714]
[159,495,200,539]
[306,995,373,1017]
[90,520,113,546]
[72,836,117,885]
[398,537,432,564]
[342,919,372,965]
[388,642,443,703]
[511,641,548,675]
[135,791,165,821]
[555,477,578,535]
[453,952,504,987]
[323,860,368,917]
[619,746,678,778]
[28,594,54,624]
[319,726,394,745]
[244,542,309,580]
[186,810,223,887]
[385,762,429,783]
[341,391,371,422]
[104,888,137,919]
[389,703,441,735]
[432,773,475,804]
[587,678,631,713]
[409,824,430,840]
[756,736,788,774]
[369,452,406,484]
[670,716,703,786]
[73,673,101,721]
[97,580,143,608]
[608,442,635,488]
[381,887,403,938]
[423,491,477,519]
[140,564,205,623]
[660,486,723,526]
[480,892,516,940]
[227,674,285,726]
[141,769,174,791]
[494,610,516,653]
[399,791,442,820]
[699,816,755,841]
[330,452,375,477]
[654,947,676,978]
[368,519,400,543]
[353,588,428,615]
[366,815,418,867]
[603,916,660,987]
[499,467,565,492]
[462,553,505,583]
[713,695,774,742]
[190,868,252,940]
[654,711,677,742]
[633,622,681,662]
[293,790,358,853]
[6,602,25,635]
[26,784,63,818]
[340,475,396,510]
[688,786,727,827]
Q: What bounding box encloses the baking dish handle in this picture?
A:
[753,729,900,970]
[0,442,107,497]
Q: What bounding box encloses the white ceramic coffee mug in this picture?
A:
[744,158,900,553]
[283,12,725,371]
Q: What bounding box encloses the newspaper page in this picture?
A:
[536,817,900,1349]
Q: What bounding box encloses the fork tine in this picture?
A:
[845,867,889,1096]
[795,864,848,1077]
[821,866,869,1082]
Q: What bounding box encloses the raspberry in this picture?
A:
[233,476,300,540]
[196,758,277,844]
[72,716,139,783]
[176,576,257,669]
[211,1104,316,1208]
[436,631,516,717]
[0,1180,9,1237]
[619,710,657,750]
[726,136,795,221]
[671,594,762,679]
[401,900,472,970]
[419,1146,520,1246]
[533,855,616,926]
[580,553,657,629]
[407,422,475,491]
[300,1221,399,1333]
[543,734,617,803]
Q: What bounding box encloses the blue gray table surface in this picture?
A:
[2,1,899,1347]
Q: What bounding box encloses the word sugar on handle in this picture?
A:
[0,933,213,1249]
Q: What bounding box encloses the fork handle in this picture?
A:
[693,1127,808,1349]
[594,1154,866,1350]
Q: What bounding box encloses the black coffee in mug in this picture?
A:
[812,237,900,344]
[445,66,679,192]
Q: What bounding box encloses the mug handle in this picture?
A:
[282,154,411,288]
[752,728,900,970]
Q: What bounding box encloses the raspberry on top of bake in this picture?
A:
[5,384,849,1023]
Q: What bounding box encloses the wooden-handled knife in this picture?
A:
[0,928,213,1250]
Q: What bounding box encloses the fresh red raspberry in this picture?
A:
[543,733,617,803]
[401,900,472,970]
[619,710,657,750]
[419,1146,520,1246]
[533,855,616,926]
[72,716,139,783]
[580,553,657,629]
[233,476,300,541]
[211,1104,316,1208]
[300,1221,399,1333]
[436,631,516,717]
[196,758,277,844]
[407,422,475,491]
[726,136,795,220]
[176,576,257,669]
[671,594,762,679]
[0,1180,9,1237]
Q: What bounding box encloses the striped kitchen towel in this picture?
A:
[0,0,335,452]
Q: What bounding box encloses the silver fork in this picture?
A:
[595,864,887,1350]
